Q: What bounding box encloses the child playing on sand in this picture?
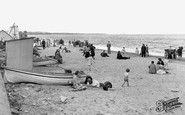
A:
[122,68,130,87]
[87,56,95,71]
[72,71,87,91]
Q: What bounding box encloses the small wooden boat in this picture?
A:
[3,66,74,85]
[33,56,58,66]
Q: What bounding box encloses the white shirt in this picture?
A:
[91,79,100,87]
[121,48,126,53]
[135,49,139,54]
[124,72,129,80]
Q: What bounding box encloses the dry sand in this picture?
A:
[6,45,185,115]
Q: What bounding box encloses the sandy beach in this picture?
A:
[5,45,185,115]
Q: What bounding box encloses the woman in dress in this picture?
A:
[116,51,130,60]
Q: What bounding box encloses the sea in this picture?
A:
[29,34,185,57]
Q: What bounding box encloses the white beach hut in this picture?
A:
[6,38,33,70]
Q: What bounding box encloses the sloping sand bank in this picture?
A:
[0,73,11,115]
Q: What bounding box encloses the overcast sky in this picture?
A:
[1,0,185,34]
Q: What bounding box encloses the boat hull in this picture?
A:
[3,67,73,85]
[33,58,58,66]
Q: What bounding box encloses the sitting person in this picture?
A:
[100,50,109,57]
[84,51,90,58]
[156,63,169,75]
[157,58,164,66]
[116,51,130,59]
[33,46,40,57]
[148,61,157,74]
[72,71,87,91]
[54,49,63,63]
[157,58,168,70]
[62,47,71,53]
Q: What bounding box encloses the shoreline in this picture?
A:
[74,44,185,63]
[63,42,185,62]
[93,44,185,58]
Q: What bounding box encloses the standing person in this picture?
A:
[135,47,139,54]
[107,41,111,54]
[122,68,130,87]
[42,39,46,49]
[177,46,183,59]
[89,44,95,59]
[69,40,71,46]
[87,56,95,71]
[84,40,89,46]
[141,44,146,57]
[146,45,149,57]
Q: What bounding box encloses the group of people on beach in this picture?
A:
[54,46,71,63]
[106,41,150,58]
[70,70,112,91]
[34,39,178,92]
[83,44,95,59]
[106,41,130,59]
[165,46,183,60]
[148,58,169,75]
[33,43,72,64]
[70,68,129,91]
[81,43,96,71]
[49,40,181,91]
[141,44,149,57]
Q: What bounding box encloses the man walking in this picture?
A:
[42,39,46,49]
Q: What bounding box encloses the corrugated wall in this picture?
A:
[6,38,33,70]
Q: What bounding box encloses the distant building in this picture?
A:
[0,30,13,41]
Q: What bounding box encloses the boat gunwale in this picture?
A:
[4,67,74,79]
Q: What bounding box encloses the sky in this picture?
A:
[1,0,185,34]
